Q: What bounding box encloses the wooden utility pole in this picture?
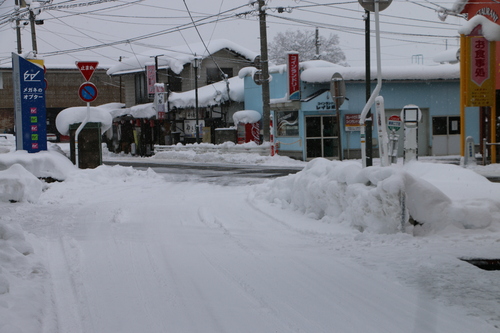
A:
[29,8,38,55]
[364,9,373,166]
[258,0,270,142]
[15,0,22,54]
[315,27,320,59]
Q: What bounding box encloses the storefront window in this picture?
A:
[277,111,299,136]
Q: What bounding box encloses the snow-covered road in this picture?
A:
[11,166,497,333]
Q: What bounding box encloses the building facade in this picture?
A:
[241,61,472,161]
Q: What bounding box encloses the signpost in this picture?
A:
[387,114,402,163]
[75,61,99,168]
[330,72,346,160]
[357,0,393,168]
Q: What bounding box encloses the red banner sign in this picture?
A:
[287,52,300,100]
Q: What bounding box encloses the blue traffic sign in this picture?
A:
[79,82,98,102]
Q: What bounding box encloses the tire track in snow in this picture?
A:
[44,237,92,333]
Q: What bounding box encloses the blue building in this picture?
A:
[240,60,474,161]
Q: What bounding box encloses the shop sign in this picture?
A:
[465,31,495,107]
[12,53,47,153]
[345,114,361,132]
[146,64,156,96]
[316,101,336,110]
[287,52,300,100]
[184,119,205,138]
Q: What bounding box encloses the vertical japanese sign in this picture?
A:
[146,64,156,96]
[287,52,300,100]
[465,34,495,107]
[153,83,165,119]
[12,53,47,153]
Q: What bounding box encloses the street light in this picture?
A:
[192,55,201,143]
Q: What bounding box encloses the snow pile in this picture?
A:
[56,106,113,135]
[257,158,500,235]
[0,164,42,203]
[0,150,76,181]
[0,135,15,154]
[233,110,261,125]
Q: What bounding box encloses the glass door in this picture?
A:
[306,116,339,159]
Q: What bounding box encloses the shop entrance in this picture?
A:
[432,116,460,155]
[305,116,339,160]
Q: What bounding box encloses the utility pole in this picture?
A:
[29,7,38,55]
[315,27,320,59]
[15,0,22,54]
[258,0,270,142]
[364,9,373,166]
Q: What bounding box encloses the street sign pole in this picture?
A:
[75,61,98,168]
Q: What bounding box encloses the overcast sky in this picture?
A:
[0,0,464,68]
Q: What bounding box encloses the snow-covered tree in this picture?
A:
[268,29,348,66]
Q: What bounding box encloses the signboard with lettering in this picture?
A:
[146,64,156,96]
[12,53,47,153]
[287,52,300,100]
[345,114,361,132]
[459,0,500,89]
[465,30,495,107]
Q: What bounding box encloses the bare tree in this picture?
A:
[268,29,348,66]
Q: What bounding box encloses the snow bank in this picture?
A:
[0,150,76,181]
[56,106,113,135]
[151,142,305,166]
[0,218,42,333]
[256,158,500,235]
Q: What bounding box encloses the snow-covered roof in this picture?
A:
[301,64,460,83]
[107,39,259,76]
[433,48,460,64]
[169,76,243,109]
[240,60,460,83]
[108,76,244,118]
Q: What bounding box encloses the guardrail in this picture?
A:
[154,144,271,156]
[482,138,500,165]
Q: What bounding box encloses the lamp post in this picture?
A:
[192,55,201,143]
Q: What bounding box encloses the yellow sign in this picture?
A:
[465,35,496,107]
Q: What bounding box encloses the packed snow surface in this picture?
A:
[0,143,500,332]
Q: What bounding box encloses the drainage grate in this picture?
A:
[461,258,500,271]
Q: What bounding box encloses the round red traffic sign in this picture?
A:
[78,82,98,102]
